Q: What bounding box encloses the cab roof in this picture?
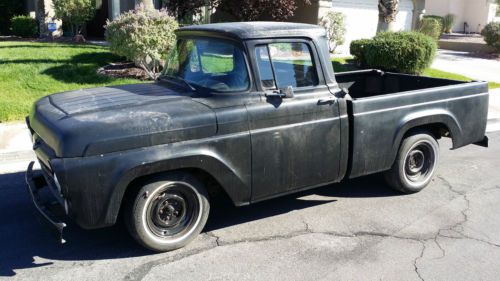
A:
[176,22,326,40]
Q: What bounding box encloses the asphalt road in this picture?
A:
[1,132,500,281]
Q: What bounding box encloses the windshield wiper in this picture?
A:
[161,75,197,92]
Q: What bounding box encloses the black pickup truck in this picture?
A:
[26,22,489,251]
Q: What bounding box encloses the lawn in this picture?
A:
[331,57,500,90]
[0,41,141,122]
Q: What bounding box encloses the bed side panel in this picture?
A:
[349,82,488,178]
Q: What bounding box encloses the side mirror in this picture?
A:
[281,85,294,98]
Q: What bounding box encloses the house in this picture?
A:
[425,0,499,34]
[25,0,499,51]
[291,0,498,54]
[25,0,162,38]
[290,0,426,54]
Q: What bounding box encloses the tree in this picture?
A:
[319,11,346,53]
[376,0,399,32]
[161,0,211,22]
[53,0,96,36]
[213,0,310,22]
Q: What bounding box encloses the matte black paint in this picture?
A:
[27,22,489,229]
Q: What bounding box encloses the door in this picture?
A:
[246,39,342,201]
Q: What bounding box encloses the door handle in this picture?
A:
[317,97,337,105]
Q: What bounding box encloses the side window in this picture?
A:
[255,46,276,89]
[255,42,319,90]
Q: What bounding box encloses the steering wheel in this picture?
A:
[198,78,231,91]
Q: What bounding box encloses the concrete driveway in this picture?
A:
[1,132,500,280]
[432,50,500,83]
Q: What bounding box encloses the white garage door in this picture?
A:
[331,0,413,54]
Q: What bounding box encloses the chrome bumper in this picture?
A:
[25,161,67,244]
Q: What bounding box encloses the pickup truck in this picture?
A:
[26,22,489,251]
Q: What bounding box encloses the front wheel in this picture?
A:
[384,132,439,193]
[125,173,210,252]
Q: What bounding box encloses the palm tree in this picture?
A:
[377,0,399,32]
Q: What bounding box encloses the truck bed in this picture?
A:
[335,69,468,99]
[335,69,489,178]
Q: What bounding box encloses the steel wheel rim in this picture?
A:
[404,140,436,184]
[145,183,200,239]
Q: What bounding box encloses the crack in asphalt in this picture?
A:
[414,241,426,281]
[412,176,500,280]
[124,227,425,281]
[205,231,221,247]
[124,177,499,281]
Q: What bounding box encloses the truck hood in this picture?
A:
[29,83,217,157]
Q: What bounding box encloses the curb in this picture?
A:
[487,118,500,133]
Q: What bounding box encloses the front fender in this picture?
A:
[58,132,251,229]
[103,147,251,226]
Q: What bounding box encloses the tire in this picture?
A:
[384,131,439,193]
[125,172,210,252]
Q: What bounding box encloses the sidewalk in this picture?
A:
[1,89,500,172]
[432,50,500,83]
[0,122,36,173]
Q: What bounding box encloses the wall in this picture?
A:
[325,0,413,54]
[425,0,464,32]
[425,0,497,33]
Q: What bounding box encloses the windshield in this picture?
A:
[163,38,250,92]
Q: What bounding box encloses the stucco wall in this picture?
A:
[425,0,497,33]
[325,0,414,54]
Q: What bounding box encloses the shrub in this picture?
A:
[423,15,444,30]
[418,17,442,40]
[350,39,372,66]
[364,32,437,74]
[481,22,500,52]
[319,11,346,53]
[105,5,179,80]
[10,15,38,37]
[53,0,96,36]
[442,14,455,34]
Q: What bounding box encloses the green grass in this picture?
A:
[331,56,358,72]
[0,41,141,122]
[200,54,233,73]
[422,68,500,89]
[332,57,500,90]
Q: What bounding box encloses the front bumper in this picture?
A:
[25,161,67,244]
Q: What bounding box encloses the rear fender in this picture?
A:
[390,109,462,164]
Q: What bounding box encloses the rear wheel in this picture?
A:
[384,132,439,193]
[125,173,210,252]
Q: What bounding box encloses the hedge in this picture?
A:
[10,15,37,37]
[350,32,437,74]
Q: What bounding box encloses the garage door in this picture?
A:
[331,0,413,54]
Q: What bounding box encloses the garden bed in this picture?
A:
[97,62,150,80]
